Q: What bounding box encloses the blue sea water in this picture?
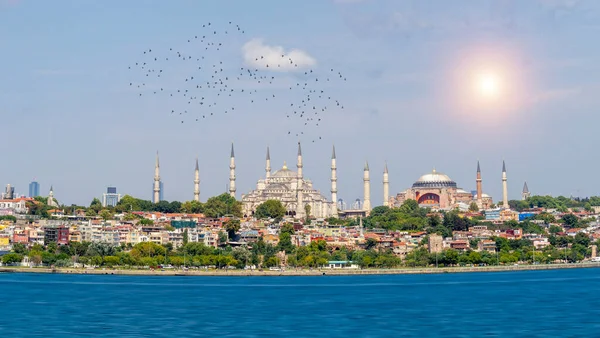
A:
[1,268,599,337]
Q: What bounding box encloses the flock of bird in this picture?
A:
[127,21,348,143]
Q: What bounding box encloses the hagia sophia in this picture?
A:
[152,143,526,217]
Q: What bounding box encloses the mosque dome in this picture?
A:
[412,169,457,188]
[271,161,298,179]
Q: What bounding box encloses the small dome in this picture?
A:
[412,169,457,188]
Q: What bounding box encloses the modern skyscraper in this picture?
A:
[102,187,121,207]
[29,181,40,198]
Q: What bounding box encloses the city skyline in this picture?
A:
[2,0,600,205]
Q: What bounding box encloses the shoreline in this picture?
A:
[1,262,599,277]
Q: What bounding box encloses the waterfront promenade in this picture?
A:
[1,262,599,276]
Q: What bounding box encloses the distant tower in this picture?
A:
[383,162,389,207]
[194,158,200,202]
[153,151,161,203]
[363,161,371,212]
[229,143,236,198]
[296,142,304,218]
[476,160,482,207]
[47,185,57,207]
[331,145,338,214]
[502,160,508,209]
[522,182,531,200]
[265,146,271,184]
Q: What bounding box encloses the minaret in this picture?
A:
[265,146,271,184]
[476,160,482,207]
[502,160,508,209]
[331,145,338,213]
[296,142,304,218]
[383,162,389,207]
[153,152,160,203]
[229,143,236,198]
[363,161,371,212]
[47,185,55,207]
[522,182,531,200]
[194,158,200,202]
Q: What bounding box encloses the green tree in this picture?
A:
[181,200,204,214]
[183,229,189,245]
[99,209,114,221]
[469,202,479,212]
[89,198,103,212]
[277,232,295,254]
[86,242,116,260]
[562,214,579,227]
[255,200,287,221]
[304,204,311,220]
[224,219,241,239]
[139,218,154,225]
[549,225,563,234]
[123,213,137,221]
[86,209,97,217]
[131,242,166,258]
[204,194,242,218]
[1,253,23,265]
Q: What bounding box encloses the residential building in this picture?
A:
[43,225,69,245]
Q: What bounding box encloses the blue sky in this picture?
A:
[1,0,600,206]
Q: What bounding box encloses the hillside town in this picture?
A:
[1,186,599,269]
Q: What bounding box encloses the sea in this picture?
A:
[0,268,599,337]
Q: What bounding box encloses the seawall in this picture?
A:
[1,262,599,277]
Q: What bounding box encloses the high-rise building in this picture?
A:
[4,184,14,199]
[29,181,40,198]
[102,187,121,207]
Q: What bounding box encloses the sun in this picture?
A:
[477,73,500,98]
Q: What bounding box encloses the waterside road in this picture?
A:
[1,262,599,276]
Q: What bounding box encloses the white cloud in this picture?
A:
[241,38,316,72]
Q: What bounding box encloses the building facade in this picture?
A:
[389,166,493,210]
[102,187,121,207]
[241,144,337,218]
[29,181,40,198]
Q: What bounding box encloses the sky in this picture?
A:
[1,0,600,206]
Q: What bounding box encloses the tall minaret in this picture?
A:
[153,151,161,203]
[296,142,304,218]
[229,143,236,198]
[363,161,371,212]
[522,182,531,200]
[383,162,389,207]
[265,146,271,184]
[502,160,508,209]
[476,160,482,207]
[194,158,200,202]
[47,185,55,207]
[331,145,338,215]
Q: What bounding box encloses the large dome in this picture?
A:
[271,162,298,178]
[412,169,457,188]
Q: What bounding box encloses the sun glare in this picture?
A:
[477,73,500,99]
